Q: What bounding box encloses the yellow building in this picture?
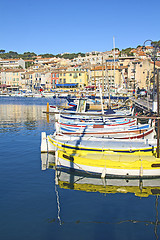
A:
[56,69,88,90]
[128,59,154,90]
[89,65,123,90]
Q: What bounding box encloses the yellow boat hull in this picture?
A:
[48,136,157,156]
[56,150,160,178]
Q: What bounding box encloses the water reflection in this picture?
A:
[41,153,160,198]
[0,104,55,133]
[41,153,55,170]
[41,153,160,239]
[55,170,160,198]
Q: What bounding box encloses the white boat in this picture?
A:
[49,98,134,119]
[58,118,137,128]
[44,132,157,154]
[55,122,154,139]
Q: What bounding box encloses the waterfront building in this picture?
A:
[51,71,59,88]
[89,65,123,90]
[1,69,25,90]
[56,68,88,90]
[24,70,52,91]
[50,65,88,90]
[127,59,154,90]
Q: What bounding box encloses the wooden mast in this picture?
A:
[102,55,104,100]
[113,36,116,85]
[157,70,159,158]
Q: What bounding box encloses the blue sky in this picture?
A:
[1,0,160,54]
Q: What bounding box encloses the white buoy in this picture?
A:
[41,132,48,153]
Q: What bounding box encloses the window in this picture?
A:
[79,73,81,76]
[73,73,77,78]
[56,74,59,77]
[52,74,55,77]
[70,73,72,76]
[63,79,66,83]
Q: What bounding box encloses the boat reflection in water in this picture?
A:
[41,152,160,196]
[41,152,160,238]
[55,170,160,198]
[41,153,56,171]
[41,152,160,198]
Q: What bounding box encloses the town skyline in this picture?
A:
[0,40,160,59]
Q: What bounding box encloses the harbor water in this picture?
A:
[0,96,160,240]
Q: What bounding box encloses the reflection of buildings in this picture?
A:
[0,104,45,121]
[0,104,50,133]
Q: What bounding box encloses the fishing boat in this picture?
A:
[58,118,137,128]
[49,98,133,119]
[55,149,160,178]
[44,133,157,154]
[55,122,154,139]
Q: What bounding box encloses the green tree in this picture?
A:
[0,50,5,53]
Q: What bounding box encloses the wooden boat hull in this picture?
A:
[57,126,154,139]
[59,118,137,128]
[47,135,157,155]
[55,150,160,178]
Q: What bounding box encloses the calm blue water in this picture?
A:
[0,96,160,240]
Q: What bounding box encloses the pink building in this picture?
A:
[51,72,59,88]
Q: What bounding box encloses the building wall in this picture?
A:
[51,72,59,88]
[90,66,122,89]
[56,70,88,89]
[65,71,88,88]
[1,70,25,87]
[0,59,25,69]
[128,59,154,89]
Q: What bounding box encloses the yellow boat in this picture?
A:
[55,150,160,178]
